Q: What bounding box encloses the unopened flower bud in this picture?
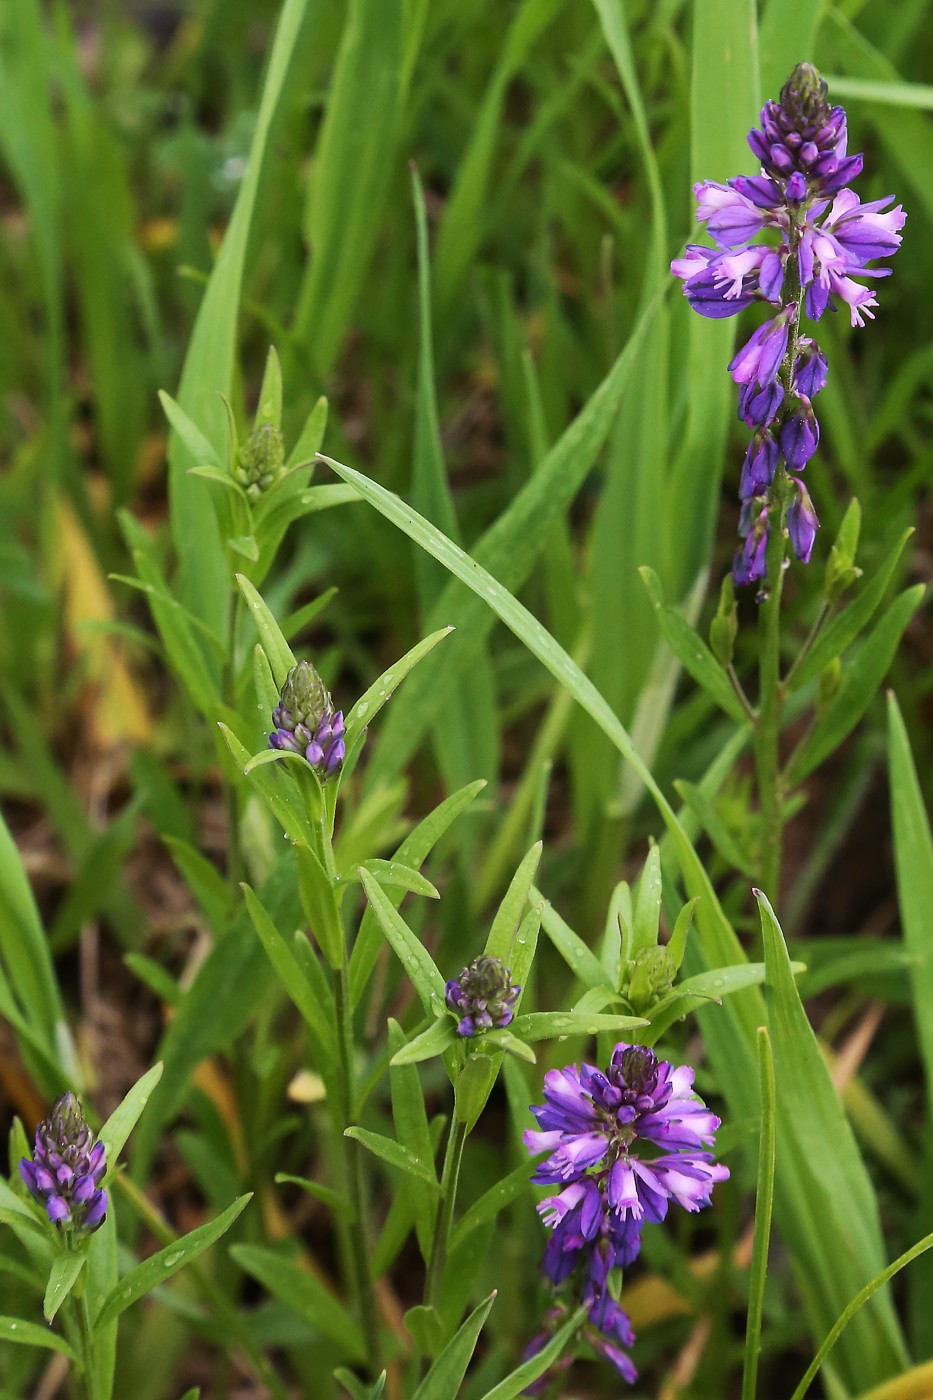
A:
[269,662,345,781]
[20,1093,107,1233]
[445,955,521,1037]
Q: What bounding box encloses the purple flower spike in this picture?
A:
[445,955,520,1038]
[672,60,904,588]
[522,1044,727,1387]
[20,1093,108,1234]
[269,662,345,782]
[788,478,820,561]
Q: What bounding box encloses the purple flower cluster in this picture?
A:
[445,955,520,1037]
[20,1093,108,1233]
[672,64,905,587]
[268,661,345,780]
[522,1044,727,1384]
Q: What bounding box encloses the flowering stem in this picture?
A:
[334,957,381,1375]
[424,1115,468,1314]
[755,499,787,904]
[65,1285,95,1400]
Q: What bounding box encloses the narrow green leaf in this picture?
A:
[786,586,925,785]
[158,391,223,469]
[0,1316,76,1359]
[342,860,439,900]
[631,844,663,959]
[98,1062,164,1177]
[389,1019,436,1260]
[274,1174,354,1221]
[236,575,296,690]
[742,1028,776,1400]
[476,1305,586,1400]
[449,1159,534,1251]
[535,890,609,991]
[295,0,405,374]
[888,694,933,1114]
[485,842,542,962]
[640,568,747,725]
[411,1291,496,1400]
[333,1370,387,1400]
[169,0,312,638]
[790,1231,933,1400]
[389,1018,458,1067]
[295,845,343,970]
[344,1127,440,1189]
[92,1195,252,1335]
[790,529,914,691]
[757,890,907,1379]
[358,869,445,1015]
[285,397,328,472]
[242,884,336,1061]
[231,1243,364,1358]
[342,626,455,761]
[44,1252,86,1323]
[510,1011,646,1042]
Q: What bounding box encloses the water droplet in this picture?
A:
[8,1322,17,1331]
[165,1251,183,1267]
[356,703,367,718]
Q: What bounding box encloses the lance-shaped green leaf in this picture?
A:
[334,1370,387,1400]
[274,1173,354,1221]
[482,1029,536,1063]
[218,723,317,847]
[646,962,805,1044]
[631,843,663,959]
[44,1252,86,1323]
[888,693,933,1116]
[358,868,446,1015]
[476,1305,587,1400]
[784,529,907,694]
[296,844,343,969]
[390,1017,458,1067]
[509,1011,647,1041]
[485,842,542,962]
[236,575,296,690]
[0,1316,77,1359]
[99,1062,164,1178]
[640,567,748,725]
[349,780,486,1008]
[389,1019,436,1260]
[91,1195,252,1335]
[411,1291,497,1400]
[344,1126,440,1189]
[449,1158,535,1251]
[341,625,455,765]
[339,860,439,900]
[231,1243,364,1358]
[535,890,610,991]
[242,884,336,1061]
[785,585,925,786]
[757,890,907,1377]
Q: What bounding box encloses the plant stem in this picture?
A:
[424,1115,468,1313]
[224,590,245,888]
[334,958,381,1375]
[65,1285,94,1400]
[755,486,788,904]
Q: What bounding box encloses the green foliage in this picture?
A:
[1,0,932,1395]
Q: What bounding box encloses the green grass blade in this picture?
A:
[757,889,907,1385]
[169,0,313,639]
[742,1027,776,1400]
[294,0,405,374]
